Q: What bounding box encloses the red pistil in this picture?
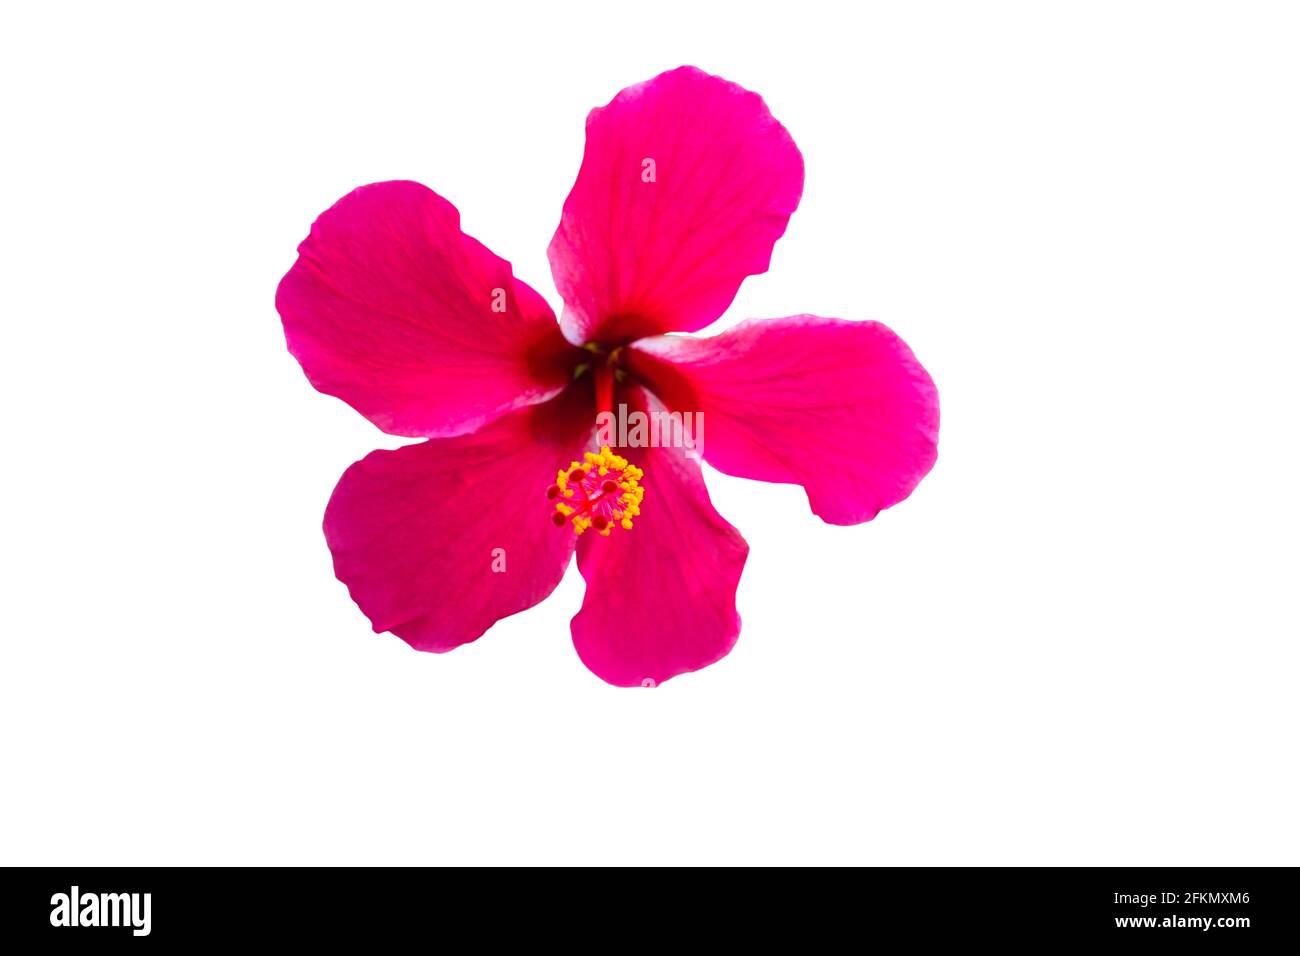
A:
[594,362,614,420]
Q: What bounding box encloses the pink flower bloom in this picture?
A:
[276,66,939,686]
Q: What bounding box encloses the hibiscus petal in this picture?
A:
[278,180,578,438]
[570,392,749,686]
[324,387,593,652]
[549,66,804,344]
[627,316,940,525]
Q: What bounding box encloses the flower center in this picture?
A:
[547,446,645,537]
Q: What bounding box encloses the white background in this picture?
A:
[2,2,1297,865]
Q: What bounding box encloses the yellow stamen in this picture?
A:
[547,446,646,537]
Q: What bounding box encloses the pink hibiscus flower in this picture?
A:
[276,66,939,687]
